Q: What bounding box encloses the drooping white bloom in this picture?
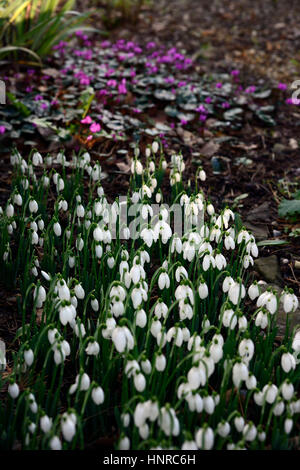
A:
[281,352,296,373]
[8,382,20,399]
[40,415,53,433]
[195,427,214,450]
[92,386,105,405]
[24,349,34,367]
[49,436,62,450]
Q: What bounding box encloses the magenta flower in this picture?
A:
[118,78,127,95]
[81,116,92,124]
[278,82,287,91]
[205,97,212,104]
[0,125,6,134]
[245,86,256,93]
[90,123,101,133]
[231,69,240,77]
[216,82,222,89]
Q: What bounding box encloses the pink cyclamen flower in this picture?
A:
[90,123,101,133]
[278,82,287,91]
[0,125,6,134]
[231,69,240,77]
[81,116,92,124]
[216,82,222,89]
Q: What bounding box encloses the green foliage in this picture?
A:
[0,0,92,63]
[278,192,300,219]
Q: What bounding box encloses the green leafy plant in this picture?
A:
[0,0,92,64]
[279,190,300,220]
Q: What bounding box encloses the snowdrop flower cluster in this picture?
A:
[0,144,299,450]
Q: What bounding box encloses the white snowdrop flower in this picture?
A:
[222,276,234,293]
[209,342,223,363]
[40,270,51,282]
[203,395,215,414]
[199,169,206,181]
[215,252,227,270]
[175,266,188,282]
[76,204,85,218]
[232,361,248,387]
[253,391,264,406]
[222,309,237,329]
[107,256,115,269]
[243,423,257,442]
[40,415,52,433]
[134,402,147,428]
[224,232,235,250]
[263,384,278,404]
[32,152,43,166]
[95,243,103,259]
[8,382,20,399]
[6,203,14,218]
[61,414,76,442]
[49,436,62,450]
[248,282,260,300]
[243,254,254,269]
[238,315,247,331]
[134,373,146,392]
[28,422,36,433]
[281,380,294,401]
[139,423,149,440]
[246,373,257,390]
[182,441,198,450]
[31,230,39,245]
[131,160,143,175]
[273,400,285,416]
[141,359,152,375]
[158,407,179,437]
[59,304,74,326]
[24,349,34,367]
[187,366,205,389]
[53,221,62,237]
[255,310,268,329]
[284,418,293,434]
[29,199,38,214]
[237,229,251,245]
[155,354,166,371]
[158,271,170,290]
[281,352,296,373]
[171,236,182,254]
[125,360,140,378]
[85,340,100,356]
[257,290,277,314]
[119,436,130,450]
[198,281,209,299]
[195,427,214,450]
[154,301,168,320]
[228,281,246,305]
[74,283,85,299]
[217,421,230,438]
[13,193,22,206]
[234,415,245,433]
[112,327,126,353]
[28,394,38,413]
[121,413,130,427]
[238,338,254,364]
[281,290,299,313]
[92,386,105,405]
[202,253,215,271]
[292,330,300,352]
[76,236,84,251]
[152,141,159,153]
[135,309,147,328]
[151,319,162,338]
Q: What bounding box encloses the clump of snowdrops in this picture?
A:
[0,142,299,450]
